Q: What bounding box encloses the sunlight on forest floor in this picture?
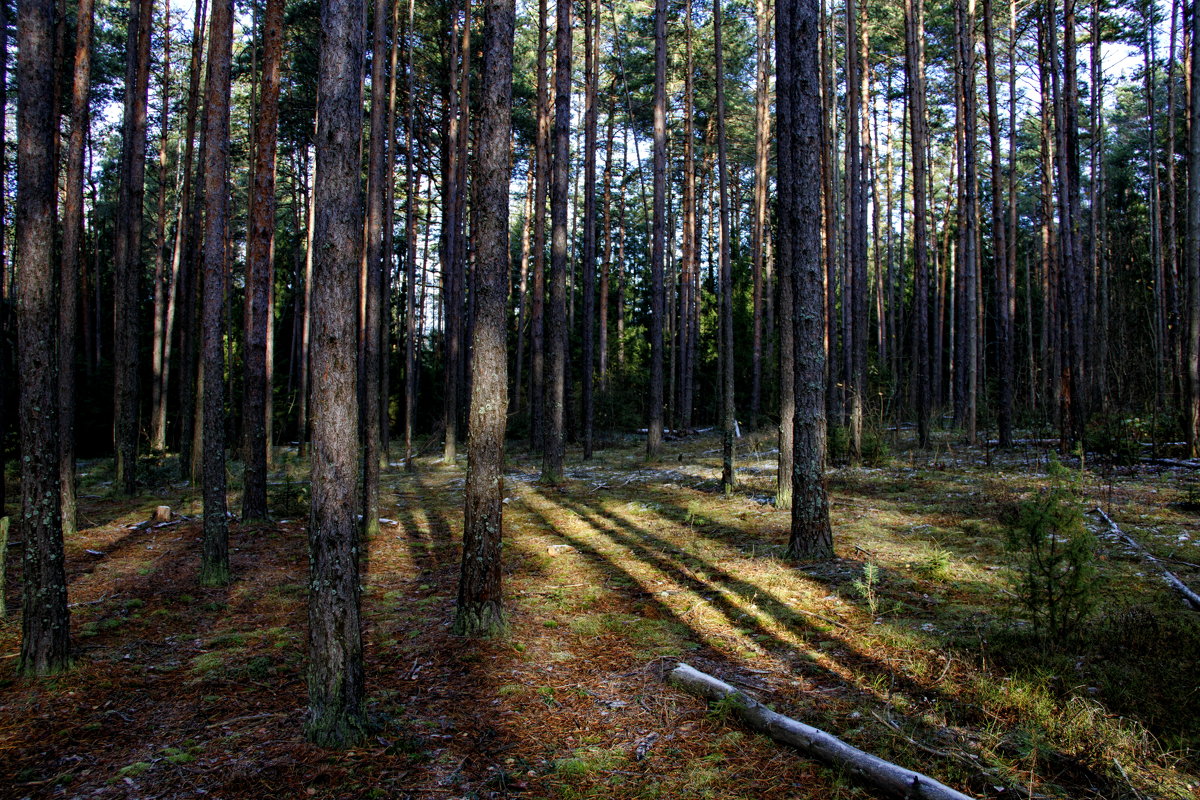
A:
[2,428,1199,799]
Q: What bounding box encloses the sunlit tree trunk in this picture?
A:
[905,0,930,447]
[150,0,173,455]
[715,0,736,491]
[581,0,598,459]
[455,0,514,636]
[543,0,570,481]
[647,0,667,461]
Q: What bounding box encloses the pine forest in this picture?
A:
[4,0,1200,795]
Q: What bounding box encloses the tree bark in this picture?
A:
[905,0,930,448]
[199,0,233,587]
[113,0,154,495]
[581,0,597,459]
[150,0,173,455]
[441,0,464,464]
[307,0,367,748]
[454,0,513,636]
[361,0,390,536]
[1188,0,1200,454]
[404,0,418,469]
[779,0,833,560]
[715,0,736,492]
[984,0,1013,446]
[530,0,549,454]
[647,0,667,461]
[17,0,70,676]
[751,0,772,425]
[59,0,95,538]
[542,0,570,482]
[242,0,284,523]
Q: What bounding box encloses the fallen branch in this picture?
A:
[668,663,974,800]
[1093,507,1200,610]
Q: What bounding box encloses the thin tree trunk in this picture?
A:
[1188,0,1200,454]
[454,0,513,636]
[647,0,667,461]
[581,0,597,459]
[150,0,173,454]
[307,0,367,746]
[984,0,1012,446]
[59,0,95,537]
[678,6,696,430]
[113,0,154,495]
[441,0,464,464]
[715,0,736,492]
[404,0,418,469]
[906,0,930,447]
[779,0,833,559]
[17,0,70,675]
[750,0,771,424]
[360,0,390,536]
[530,0,549,453]
[543,0,570,481]
[241,0,284,522]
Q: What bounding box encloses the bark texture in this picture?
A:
[306,0,367,748]
[454,0,514,637]
[17,0,71,676]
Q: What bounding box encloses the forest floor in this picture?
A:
[2,427,1200,800]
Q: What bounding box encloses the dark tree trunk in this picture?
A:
[581,0,597,460]
[542,0,570,482]
[150,0,173,455]
[59,0,95,537]
[715,0,736,492]
[441,0,464,464]
[360,0,390,536]
[199,0,233,587]
[647,0,667,460]
[307,0,367,747]
[778,0,833,560]
[1189,0,1200,454]
[905,0,930,447]
[242,0,284,523]
[984,0,1013,446]
[177,0,208,471]
[404,0,418,470]
[454,0,513,636]
[17,0,70,676]
[112,0,153,495]
[530,0,549,453]
[678,6,695,430]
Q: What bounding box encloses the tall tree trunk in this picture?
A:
[360,0,390,536]
[298,142,316,458]
[150,0,173,455]
[678,6,696,430]
[543,0,570,481]
[581,0,597,459]
[905,0,931,447]
[750,0,771,424]
[954,0,979,442]
[530,0,549,453]
[600,97,614,395]
[199,0,233,587]
[454,0,513,636]
[778,0,833,560]
[984,0,1013,446]
[307,0,367,747]
[441,0,464,464]
[844,0,868,460]
[715,0,736,492]
[178,0,208,471]
[1188,0,1200,454]
[17,0,70,675]
[241,0,284,522]
[647,0,667,461]
[113,0,154,496]
[1089,0,1107,409]
[59,0,95,537]
[404,0,418,469]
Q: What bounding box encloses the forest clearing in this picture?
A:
[3,430,1200,800]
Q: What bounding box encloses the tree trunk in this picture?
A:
[647,0,667,461]
[199,0,233,587]
[581,0,597,459]
[404,0,418,469]
[441,0,464,465]
[59,0,95,538]
[17,0,70,675]
[1188,0,1200,454]
[715,0,736,492]
[845,0,868,461]
[905,0,930,447]
[360,0,390,536]
[543,0,570,482]
[149,1,172,455]
[678,5,696,430]
[530,0,549,453]
[112,0,154,496]
[750,0,771,425]
[241,0,284,523]
[779,0,833,560]
[954,0,978,443]
[454,0,513,636]
[307,0,367,746]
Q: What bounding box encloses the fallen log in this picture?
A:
[1093,507,1200,610]
[668,663,975,800]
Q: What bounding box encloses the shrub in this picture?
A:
[1005,465,1098,640]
